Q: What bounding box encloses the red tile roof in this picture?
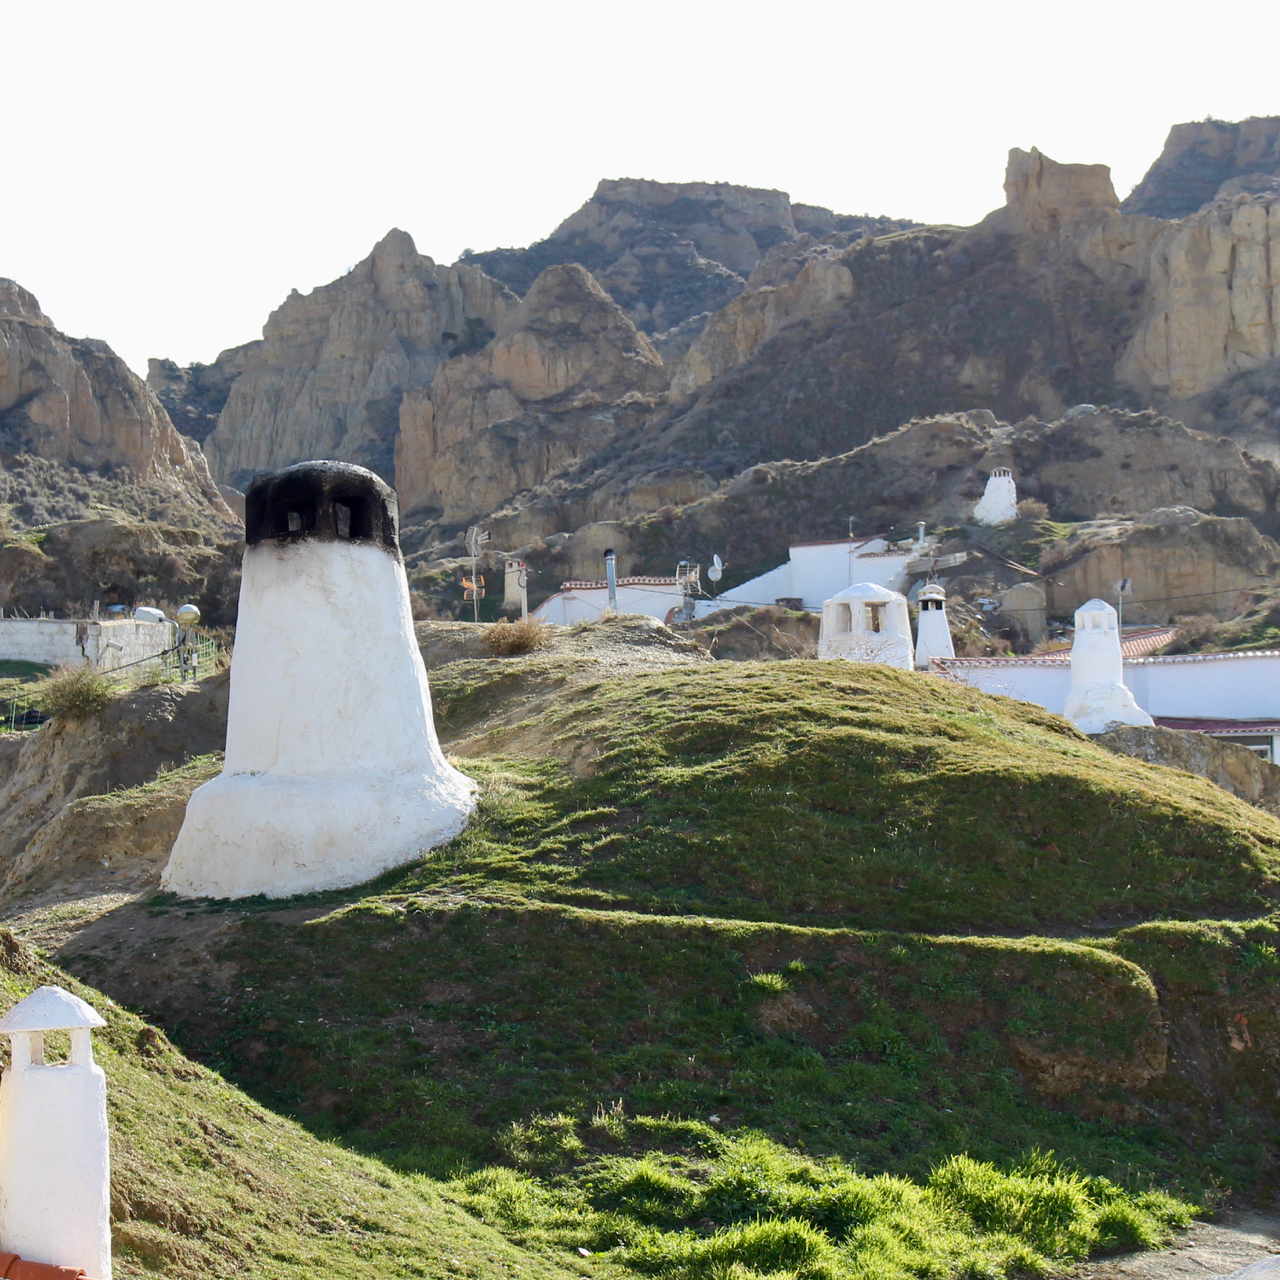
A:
[0,1252,92,1279]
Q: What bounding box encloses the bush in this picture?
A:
[484,617,550,656]
[1017,497,1052,521]
[35,663,117,719]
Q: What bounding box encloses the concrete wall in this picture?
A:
[0,618,172,673]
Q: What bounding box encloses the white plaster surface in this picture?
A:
[972,471,1019,526]
[162,539,476,899]
[1063,599,1153,734]
[0,618,171,673]
[0,987,111,1279]
[535,581,685,625]
[914,586,955,669]
[818,582,914,669]
[697,537,927,616]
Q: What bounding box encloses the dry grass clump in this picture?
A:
[35,663,117,719]
[484,617,550,656]
[1016,497,1051,521]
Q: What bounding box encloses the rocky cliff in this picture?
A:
[0,281,231,515]
[395,264,667,522]
[199,230,519,487]
[460,179,914,338]
[1123,117,1280,218]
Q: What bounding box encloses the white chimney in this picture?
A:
[1062,598,1154,734]
[914,584,955,668]
[162,462,476,899]
[818,583,915,670]
[972,467,1018,526]
[0,986,111,1279]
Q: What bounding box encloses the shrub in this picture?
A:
[484,617,550,656]
[1017,497,1051,521]
[35,663,117,720]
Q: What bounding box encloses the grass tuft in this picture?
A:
[485,617,551,656]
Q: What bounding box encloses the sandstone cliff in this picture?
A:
[0,281,231,516]
[461,179,914,337]
[1041,507,1280,624]
[201,230,519,487]
[395,264,668,523]
[1123,117,1280,218]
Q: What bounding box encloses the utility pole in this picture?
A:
[1115,577,1132,633]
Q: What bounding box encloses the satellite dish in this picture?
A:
[713,555,723,570]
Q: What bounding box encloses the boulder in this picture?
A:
[1098,724,1280,817]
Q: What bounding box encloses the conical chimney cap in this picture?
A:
[0,984,106,1032]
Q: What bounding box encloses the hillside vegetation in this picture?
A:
[26,624,1278,1279]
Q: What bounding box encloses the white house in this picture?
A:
[818,583,915,669]
[914,584,955,669]
[695,530,934,618]
[533,576,686,625]
[936,634,1280,757]
[972,468,1018,525]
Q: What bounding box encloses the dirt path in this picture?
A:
[1069,1211,1280,1278]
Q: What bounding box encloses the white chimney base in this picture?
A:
[1063,682,1154,736]
[162,769,474,899]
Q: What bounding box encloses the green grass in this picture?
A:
[51,651,1280,1276]
[420,663,1280,932]
[0,930,584,1280]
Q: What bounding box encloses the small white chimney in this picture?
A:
[914,584,955,668]
[0,986,112,1279]
[1063,598,1153,734]
[818,583,915,670]
[972,467,1018,526]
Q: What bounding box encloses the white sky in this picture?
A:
[3,0,1278,375]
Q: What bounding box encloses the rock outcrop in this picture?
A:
[1098,723,1280,816]
[395,264,668,523]
[462,179,913,336]
[202,230,518,487]
[147,344,260,445]
[1123,117,1280,218]
[1041,507,1280,624]
[0,281,231,516]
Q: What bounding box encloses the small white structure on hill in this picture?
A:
[1062,598,1154,734]
[972,468,1018,526]
[914,584,955,668]
[0,985,112,1279]
[162,462,476,900]
[534,576,684,625]
[0,615,172,675]
[696,530,935,618]
[819,583,914,669]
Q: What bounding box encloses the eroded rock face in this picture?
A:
[0,281,230,514]
[1115,193,1280,402]
[1124,117,1280,219]
[147,345,260,446]
[203,229,518,487]
[395,264,668,523]
[462,179,914,337]
[1041,508,1280,624]
[1099,724,1280,817]
[1001,146,1120,234]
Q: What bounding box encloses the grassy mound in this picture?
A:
[0,930,579,1280]
[425,661,1280,932]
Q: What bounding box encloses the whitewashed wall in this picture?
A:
[535,583,686,625]
[0,619,171,672]
[943,652,1280,721]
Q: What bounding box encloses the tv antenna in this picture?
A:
[464,526,490,623]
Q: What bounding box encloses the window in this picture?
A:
[866,602,884,633]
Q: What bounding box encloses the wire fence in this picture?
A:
[0,627,220,733]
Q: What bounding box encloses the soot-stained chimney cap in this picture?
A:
[245,461,401,557]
